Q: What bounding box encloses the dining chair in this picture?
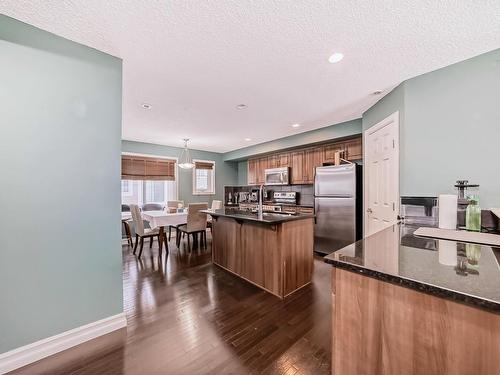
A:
[167,200,186,241]
[176,203,208,251]
[121,204,133,246]
[207,200,222,233]
[142,203,164,211]
[130,204,163,258]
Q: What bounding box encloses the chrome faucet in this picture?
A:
[258,184,264,220]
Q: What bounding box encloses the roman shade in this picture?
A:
[122,155,176,180]
[194,161,214,170]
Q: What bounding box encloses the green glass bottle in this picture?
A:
[466,197,481,232]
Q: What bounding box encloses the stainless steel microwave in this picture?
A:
[264,167,290,185]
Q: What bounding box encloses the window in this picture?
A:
[193,160,215,195]
[121,180,177,206]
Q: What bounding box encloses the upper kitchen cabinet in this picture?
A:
[256,157,268,184]
[344,138,362,160]
[247,158,257,185]
[303,147,323,183]
[323,142,345,163]
[276,152,290,167]
[246,135,362,185]
[290,151,305,184]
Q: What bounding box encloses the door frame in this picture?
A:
[363,111,400,237]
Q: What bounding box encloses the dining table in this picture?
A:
[122,210,188,256]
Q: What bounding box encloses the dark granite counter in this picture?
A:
[201,208,314,224]
[324,223,500,313]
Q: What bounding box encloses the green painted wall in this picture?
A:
[0,16,123,352]
[362,49,500,208]
[402,49,500,208]
[223,118,362,161]
[122,140,238,204]
[237,161,248,186]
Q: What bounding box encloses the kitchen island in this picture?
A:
[203,209,315,298]
[324,224,500,375]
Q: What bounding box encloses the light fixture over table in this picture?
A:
[178,138,195,169]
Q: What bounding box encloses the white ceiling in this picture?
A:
[2,1,500,153]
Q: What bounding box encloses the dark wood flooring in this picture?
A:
[11,234,331,375]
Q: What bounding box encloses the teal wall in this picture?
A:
[223,118,362,161]
[362,49,500,208]
[122,140,238,204]
[237,161,248,186]
[0,16,123,353]
[402,49,500,208]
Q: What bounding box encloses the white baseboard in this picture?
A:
[0,313,127,374]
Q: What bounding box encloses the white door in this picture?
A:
[364,112,399,237]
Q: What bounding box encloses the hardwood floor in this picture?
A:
[11,235,331,375]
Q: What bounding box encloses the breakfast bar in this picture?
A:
[324,223,500,375]
[204,209,315,298]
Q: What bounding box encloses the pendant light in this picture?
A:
[178,138,194,169]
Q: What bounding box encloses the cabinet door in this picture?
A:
[324,142,345,162]
[247,158,257,185]
[257,157,268,184]
[345,137,362,160]
[304,147,322,183]
[290,151,305,184]
[277,152,290,167]
[267,155,278,169]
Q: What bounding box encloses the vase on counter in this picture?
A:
[466,197,481,232]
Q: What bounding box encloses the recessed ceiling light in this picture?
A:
[244,138,252,141]
[141,103,152,109]
[236,104,247,110]
[372,90,383,95]
[328,52,344,64]
[291,123,301,128]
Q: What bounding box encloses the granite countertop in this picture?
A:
[324,223,500,313]
[201,208,315,224]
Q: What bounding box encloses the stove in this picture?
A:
[273,191,297,205]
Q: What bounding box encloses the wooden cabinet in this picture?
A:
[267,155,278,169]
[323,143,345,163]
[290,151,305,184]
[247,159,257,185]
[345,138,362,160]
[276,152,290,167]
[256,157,267,184]
[246,136,361,185]
[297,206,314,214]
[304,147,323,183]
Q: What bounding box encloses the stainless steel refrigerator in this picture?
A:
[314,164,362,255]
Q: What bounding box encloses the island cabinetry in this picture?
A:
[211,216,314,298]
[331,268,500,375]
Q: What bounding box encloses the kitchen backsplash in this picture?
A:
[224,185,314,206]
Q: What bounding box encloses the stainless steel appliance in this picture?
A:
[273,191,297,205]
[264,167,290,185]
[314,164,362,255]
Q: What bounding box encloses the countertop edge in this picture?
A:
[324,257,500,314]
[201,210,315,224]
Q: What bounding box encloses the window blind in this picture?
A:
[194,161,214,170]
[121,155,176,180]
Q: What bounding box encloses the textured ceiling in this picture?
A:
[2,1,500,152]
